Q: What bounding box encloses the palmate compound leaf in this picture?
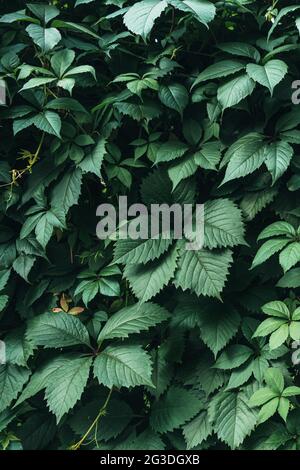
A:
[123,0,168,39]
[124,245,179,303]
[93,345,154,388]
[208,390,257,449]
[45,356,92,423]
[173,248,233,299]
[149,386,203,434]
[0,364,31,413]
[204,198,246,249]
[26,312,91,349]
[98,302,170,342]
[113,236,173,265]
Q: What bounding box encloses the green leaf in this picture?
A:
[253,318,287,338]
[217,42,260,62]
[150,386,203,433]
[20,77,57,92]
[194,141,222,170]
[93,345,153,388]
[78,137,106,177]
[5,328,34,366]
[156,141,189,163]
[32,111,61,138]
[264,141,293,184]
[264,368,285,394]
[279,242,300,273]
[258,221,296,240]
[0,295,8,312]
[183,411,213,450]
[262,301,291,319]
[170,0,216,27]
[268,5,300,40]
[246,60,288,95]
[277,268,300,288]
[113,237,173,265]
[27,3,60,24]
[15,355,76,406]
[174,248,233,299]
[226,361,254,390]
[249,387,277,407]
[214,345,253,370]
[289,321,300,340]
[13,254,36,282]
[204,198,246,249]
[220,133,265,186]
[168,155,197,189]
[269,324,289,350]
[217,74,255,110]
[282,386,300,397]
[198,304,240,356]
[51,49,75,78]
[98,302,170,341]
[69,398,133,442]
[45,357,92,423]
[45,97,88,113]
[0,10,38,24]
[0,364,30,413]
[64,65,96,80]
[257,398,279,424]
[51,168,83,214]
[34,208,65,248]
[251,239,290,269]
[192,60,245,88]
[278,397,290,422]
[123,0,168,39]
[241,188,277,221]
[209,390,257,449]
[124,246,178,303]
[26,25,61,52]
[27,312,91,349]
[158,83,189,116]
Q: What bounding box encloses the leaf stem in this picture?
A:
[70,387,113,450]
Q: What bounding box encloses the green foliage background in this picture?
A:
[1,0,300,451]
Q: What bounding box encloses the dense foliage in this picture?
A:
[1,0,300,451]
